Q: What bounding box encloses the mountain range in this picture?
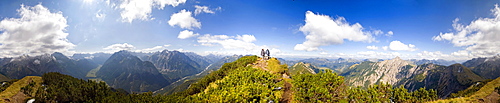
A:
[96,50,170,93]
[0,50,498,100]
[0,52,499,102]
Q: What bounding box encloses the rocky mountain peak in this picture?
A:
[345,56,417,87]
[394,56,401,60]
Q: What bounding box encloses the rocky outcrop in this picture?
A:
[343,57,418,87]
[145,50,203,80]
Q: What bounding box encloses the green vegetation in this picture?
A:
[0,79,19,92]
[170,55,258,97]
[85,65,101,78]
[432,76,500,102]
[0,56,442,102]
[267,58,288,74]
[0,76,42,102]
[289,62,317,76]
[450,79,493,98]
[293,69,438,103]
[33,72,165,102]
[186,66,283,102]
[293,69,347,102]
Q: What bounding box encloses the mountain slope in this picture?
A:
[463,55,500,79]
[398,64,485,98]
[289,62,319,75]
[0,76,42,103]
[342,57,417,87]
[161,56,290,102]
[285,58,360,73]
[154,55,242,95]
[0,53,98,79]
[71,53,112,65]
[96,50,170,93]
[431,76,500,102]
[146,50,203,80]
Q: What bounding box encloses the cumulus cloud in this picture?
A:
[0,4,75,57]
[194,5,220,15]
[294,11,376,51]
[178,30,199,39]
[168,9,201,30]
[319,52,328,55]
[382,46,388,51]
[366,45,379,50]
[102,43,171,53]
[389,41,417,51]
[197,34,283,56]
[415,51,453,60]
[433,4,500,57]
[103,43,135,52]
[118,0,187,23]
[197,34,258,50]
[386,31,393,36]
[135,45,170,53]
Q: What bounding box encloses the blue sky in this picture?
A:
[0,0,499,61]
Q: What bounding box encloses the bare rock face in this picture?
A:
[343,57,420,87]
[146,50,202,80]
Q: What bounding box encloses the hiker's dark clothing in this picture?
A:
[266,49,270,57]
[261,49,266,57]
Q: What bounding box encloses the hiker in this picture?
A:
[261,49,266,58]
[266,49,270,59]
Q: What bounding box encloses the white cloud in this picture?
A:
[194,5,220,15]
[386,31,393,36]
[416,51,449,60]
[236,34,256,42]
[103,43,135,53]
[294,11,376,51]
[389,41,417,51]
[414,51,472,61]
[372,30,383,35]
[382,46,388,51]
[135,45,170,53]
[178,30,200,39]
[102,43,170,53]
[197,34,258,50]
[366,45,379,50]
[433,4,500,57]
[0,4,75,57]
[319,52,328,55]
[168,9,201,30]
[197,34,283,56]
[118,0,187,23]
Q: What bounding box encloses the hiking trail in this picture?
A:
[253,57,292,103]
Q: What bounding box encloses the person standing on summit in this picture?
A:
[266,49,270,58]
[261,49,266,59]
